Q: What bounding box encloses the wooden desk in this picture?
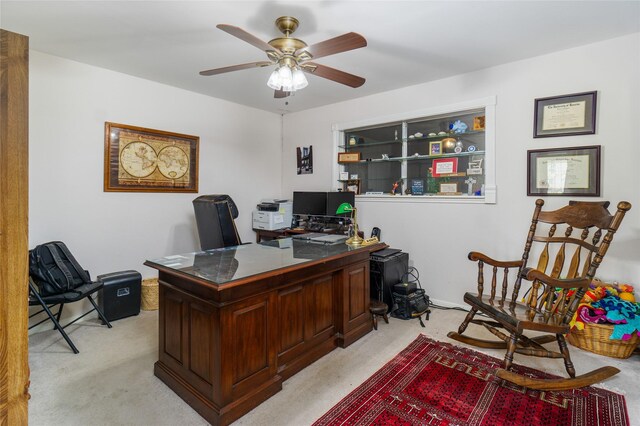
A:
[145,240,385,426]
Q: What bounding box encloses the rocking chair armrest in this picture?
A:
[521,267,590,289]
[468,252,523,268]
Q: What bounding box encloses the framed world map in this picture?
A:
[104,122,199,192]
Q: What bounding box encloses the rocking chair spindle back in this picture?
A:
[448,199,631,391]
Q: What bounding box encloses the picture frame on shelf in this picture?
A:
[339,171,349,181]
[473,115,485,131]
[527,145,600,196]
[345,180,361,195]
[439,183,459,194]
[429,141,443,156]
[338,152,361,163]
[104,122,199,193]
[410,179,424,195]
[534,91,597,138]
[431,158,459,177]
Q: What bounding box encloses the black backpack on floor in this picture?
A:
[29,241,92,296]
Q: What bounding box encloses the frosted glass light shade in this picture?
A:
[278,66,294,92]
[267,68,282,90]
[267,65,308,92]
[292,68,308,90]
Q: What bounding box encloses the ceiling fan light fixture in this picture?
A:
[278,65,294,92]
[267,68,282,90]
[292,67,308,90]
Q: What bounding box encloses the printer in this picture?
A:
[252,200,293,231]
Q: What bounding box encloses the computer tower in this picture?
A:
[370,251,409,313]
[97,270,141,322]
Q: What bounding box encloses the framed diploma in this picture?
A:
[527,145,600,196]
[534,91,597,138]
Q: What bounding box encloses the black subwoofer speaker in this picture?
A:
[97,270,141,322]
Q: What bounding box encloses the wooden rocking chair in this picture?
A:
[448,199,631,390]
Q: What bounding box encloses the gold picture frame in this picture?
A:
[104,122,199,192]
[429,141,443,156]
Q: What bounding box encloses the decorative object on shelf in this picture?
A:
[346,181,360,194]
[348,136,357,146]
[394,130,398,140]
[465,176,477,195]
[350,174,359,179]
[381,153,389,160]
[391,179,403,195]
[411,179,424,195]
[429,141,442,156]
[454,140,464,154]
[339,171,349,181]
[467,144,477,152]
[473,115,485,130]
[467,158,483,175]
[408,135,415,139]
[442,137,456,153]
[414,132,423,138]
[296,145,313,174]
[428,132,437,137]
[431,158,459,177]
[413,152,420,156]
[104,122,199,193]
[527,145,600,196]
[439,183,459,194]
[451,120,468,134]
[338,152,361,163]
[437,131,447,136]
[534,91,597,138]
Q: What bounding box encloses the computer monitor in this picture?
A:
[326,191,355,217]
[292,191,327,216]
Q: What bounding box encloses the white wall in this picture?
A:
[29,52,282,322]
[282,33,640,305]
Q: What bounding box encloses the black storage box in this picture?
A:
[97,270,141,322]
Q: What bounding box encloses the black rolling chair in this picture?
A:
[193,194,242,250]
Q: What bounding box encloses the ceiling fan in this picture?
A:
[199,16,367,99]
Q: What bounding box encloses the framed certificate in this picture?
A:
[431,158,459,177]
[527,145,600,196]
[534,91,597,138]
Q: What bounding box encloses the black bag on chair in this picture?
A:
[29,241,92,296]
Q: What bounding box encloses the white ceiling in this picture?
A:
[2,1,639,114]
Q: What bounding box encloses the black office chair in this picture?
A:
[193,194,242,250]
[28,241,112,354]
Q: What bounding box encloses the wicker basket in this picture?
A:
[141,278,159,311]
[567,322,639,359]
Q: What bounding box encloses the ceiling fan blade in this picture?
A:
[302,63,365,88]
[296,32,366,61]
[274,89,291,99]
[217,24,281,54]
[199,61,273,76]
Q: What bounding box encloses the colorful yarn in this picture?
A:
[568,281,640,340]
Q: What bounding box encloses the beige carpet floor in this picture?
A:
[28,308,640,425]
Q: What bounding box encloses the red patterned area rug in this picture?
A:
[314,335,629,426]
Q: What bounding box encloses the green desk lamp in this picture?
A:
[336,202,365,247]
